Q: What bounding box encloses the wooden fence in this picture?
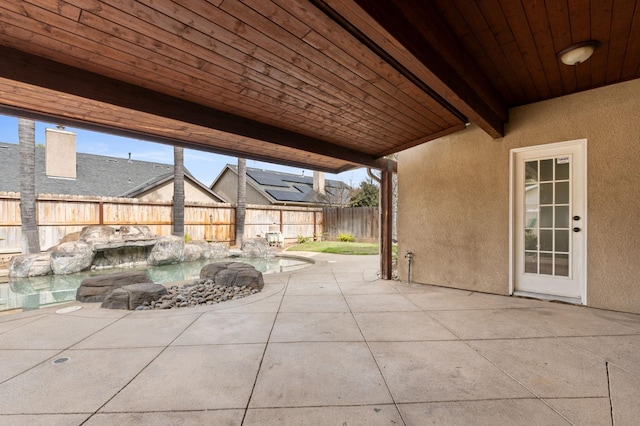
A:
[0,192,322,257]
[322,207,379,242]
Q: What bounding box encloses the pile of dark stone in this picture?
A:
[76,261,265,311]
[142,280,260,310]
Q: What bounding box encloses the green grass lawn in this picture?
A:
[286,241,397,256]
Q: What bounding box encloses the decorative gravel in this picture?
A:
[138,279,261,310]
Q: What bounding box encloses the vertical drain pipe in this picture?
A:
[405,250,413,284]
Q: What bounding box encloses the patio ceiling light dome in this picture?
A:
[558,41,599,66]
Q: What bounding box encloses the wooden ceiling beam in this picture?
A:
[0,104,355,174]
[320,0,508,138]
[0,46,391,171]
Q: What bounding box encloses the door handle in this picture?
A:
[573,227,581,232]
[573,215,581,221]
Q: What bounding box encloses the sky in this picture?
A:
[0,114,369,187]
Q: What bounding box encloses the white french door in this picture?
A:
[511,140,586,302]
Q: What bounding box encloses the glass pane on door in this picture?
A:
[523,157,571,277]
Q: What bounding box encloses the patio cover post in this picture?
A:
[380,162,393,280]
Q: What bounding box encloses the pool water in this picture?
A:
[0,256,311,312]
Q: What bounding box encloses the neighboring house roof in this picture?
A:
[121,170,224,202]
[212,164,351,206]
[0,141,221,200]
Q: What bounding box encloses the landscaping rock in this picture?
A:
[119,225,153,239]
[200,261,264,290]
[146,277,262,310]
[49,241,94,275]
[76,270,152,303]
[241,238,268,257]
[210,242,230,259]
[101,282,167,310]
[8,253,52,278]
[183,242,205,262]
[92,246,151,268]
[147,235,184,266]
[126,283,167,308]
[200,262,231,279]
[99,288,130,310]
[235,268,265,290]
[59,231,81,244]
[79,225,116,245]
[214,268,239,287]
[188,240,216,259]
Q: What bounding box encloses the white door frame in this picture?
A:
[509,139,587,304]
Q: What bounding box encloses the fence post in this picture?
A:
[313,210,317,239]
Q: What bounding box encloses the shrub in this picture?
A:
[338,232,354,242]
[297,234,310,244]
[184,234,192,243]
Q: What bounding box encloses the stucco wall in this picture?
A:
[398,79,640,313]
[137,180,219,203]
[211,170,269,205]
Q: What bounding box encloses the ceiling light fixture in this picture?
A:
[558,41,599,66]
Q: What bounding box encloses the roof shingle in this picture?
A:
[0,142,193,197]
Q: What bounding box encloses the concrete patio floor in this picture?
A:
[0,253,639,425]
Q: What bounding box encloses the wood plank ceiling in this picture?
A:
[0,1,639,173]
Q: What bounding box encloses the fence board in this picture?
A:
[323,207,379,242]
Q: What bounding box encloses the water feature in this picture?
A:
[0,255,311,313]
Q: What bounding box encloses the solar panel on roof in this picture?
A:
[294,184,312,193]
[245,169,267,179]
[256,177,290,187]
[246,173,289,187]
[266,189,307,202]
[281,175,312,184]
[245,169,349,196]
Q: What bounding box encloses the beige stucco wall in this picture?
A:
[398,78,640,313]
[211,169,270,205]
[137,179,220,203]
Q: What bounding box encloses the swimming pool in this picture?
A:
[0,255,312,312]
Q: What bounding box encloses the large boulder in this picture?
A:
[8,253,52,278]
[101,282,167,310]
[200,262,232,279]
[241,238,268,257]
[76,270,152,303]
[200,262,264,290]
[119,225,153,239]
[214,269,240,287]
[99,288,130,310]
[49,241,94,275]
[79,225,116,245]
[235,267,265,289]
[187,240,222,260]
[210,242,230,259]
[182,242,205,262]
[59,231,81,244]
[147,235,184,266]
